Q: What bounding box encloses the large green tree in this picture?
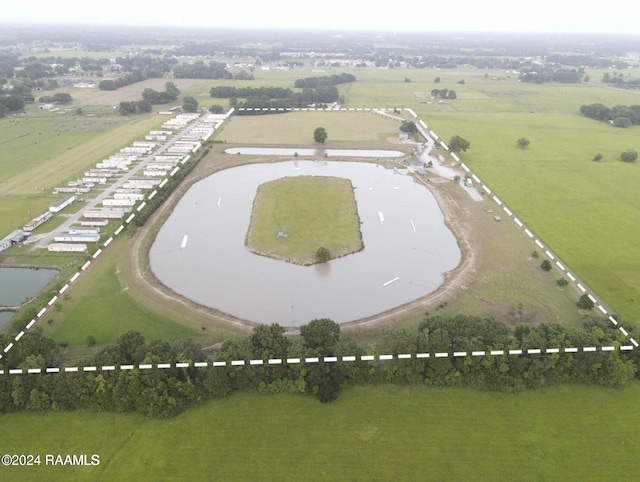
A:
[313,126,328,144]
[301,318,340,355]
[448,135,471,153]
[182,96,199,113]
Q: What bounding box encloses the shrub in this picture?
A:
[540,260,552,271]
[576,294,594,310]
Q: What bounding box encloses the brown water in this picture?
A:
[149,161,461,326]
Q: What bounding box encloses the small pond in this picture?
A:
[0,267,59,307]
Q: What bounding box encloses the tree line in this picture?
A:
[1,313,637,418]
[210,86,292,99]
[580,103,640,128]
[519,67,582,84]
[293,72,356,88]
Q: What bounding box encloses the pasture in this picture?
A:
[425,111,640,322]
[2,383,640,480]
[217,110,406,145]
[246,176,363,265]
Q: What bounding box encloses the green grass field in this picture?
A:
[2,383,640,480]
[424,111,640,322]
[218,110,407,146]
[246,176,363,265]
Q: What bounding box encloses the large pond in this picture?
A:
[225,147,404,158]
[0,267,58,307]
[150,161,461,326]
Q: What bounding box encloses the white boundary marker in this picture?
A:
[1,108,636,371]
[1,345,635,376]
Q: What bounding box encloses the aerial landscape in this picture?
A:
[1,1,640,479]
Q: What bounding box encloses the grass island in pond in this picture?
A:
[246,175,363,265]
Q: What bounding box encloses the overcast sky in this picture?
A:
[1,0,637,35]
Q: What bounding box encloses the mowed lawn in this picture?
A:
[246,176,363,265]
[425,111,640,322]
[47,239,197,347]
[2,383,640,480]
[218,110,404,145]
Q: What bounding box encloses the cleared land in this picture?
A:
[2,383,640,480]
[246,176,363,265]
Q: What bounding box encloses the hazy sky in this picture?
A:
[2,0,637,34]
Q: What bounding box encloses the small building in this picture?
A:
[23,211,53,232]
[81,219,109,227]
[0,230,29,253]
[49,195,77,213]
[48,243,88,253]
[54,233,100,243]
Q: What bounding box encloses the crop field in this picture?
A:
[246,176,363,265]
[2,383,640,480]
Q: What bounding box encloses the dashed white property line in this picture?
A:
[170,166,179,177]
[148,190,157,200]
[92,248,102,259]
[2,109,634,379]
[2,346,635,377]
[137,201,147,212]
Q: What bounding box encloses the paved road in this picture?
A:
[34,113,208,248]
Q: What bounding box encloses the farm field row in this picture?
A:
[2,383,639,480]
